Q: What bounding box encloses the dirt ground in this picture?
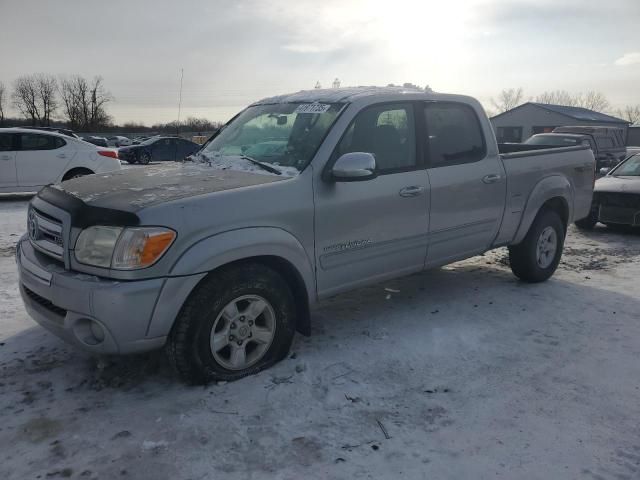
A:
[1,197,640,480]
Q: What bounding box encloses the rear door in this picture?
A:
[16,133,76,187]
[423,101,506,267]
[0,133,18,188]
[314,102,430,297]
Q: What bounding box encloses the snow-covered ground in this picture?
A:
[1,196,640,480]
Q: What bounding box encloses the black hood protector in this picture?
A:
[53,163,286,212]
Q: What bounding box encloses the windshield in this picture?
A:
[197,102,344,175]
[525,135,580,146]
[611,154,640,176]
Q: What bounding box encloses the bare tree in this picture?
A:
[59,75,87,129]
[35,73,57,126]
[87,76,112,129]
[490,87,524,114]
[58,75,111,130]
[0,82,5,126]
[535,90,576,106]
[536,90,610,112]
[12,75,41,125]
[578,91,610,112]
[617,105,640,124]
[12,74,58,126]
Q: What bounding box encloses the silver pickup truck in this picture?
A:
[17,87,595,383]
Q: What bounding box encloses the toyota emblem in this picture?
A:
[27,210,39,240]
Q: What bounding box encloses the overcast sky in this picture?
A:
[1,0,639,125]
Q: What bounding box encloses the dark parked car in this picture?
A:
[576,153,640,230]
[118,136,200,164]
[82,136,109,147]
[524,126,627,170]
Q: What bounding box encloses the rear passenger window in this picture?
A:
[0,133,14,151]
[337,103,416,172]
[424,102,486,167]
[20,133,65,151]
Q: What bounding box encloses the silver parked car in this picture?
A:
[16,87,595,383]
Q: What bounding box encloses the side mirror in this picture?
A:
[599,167,610,175]
[331,152,377,182]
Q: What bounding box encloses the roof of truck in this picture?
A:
[252,86,428,105]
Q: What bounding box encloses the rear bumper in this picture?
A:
[17,237,203,354]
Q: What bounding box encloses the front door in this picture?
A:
[314,102,430,298]
[422,101,506,267]
[16,132,75,187]
[0,132,17,188]
[153,138,177,161]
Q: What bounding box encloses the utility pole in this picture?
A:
[177,68,184,135]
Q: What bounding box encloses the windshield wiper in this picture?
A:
[240,155,282,175]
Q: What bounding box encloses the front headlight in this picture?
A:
[74,226,176,270]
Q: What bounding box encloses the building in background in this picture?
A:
[627,125,640,146]
[490,102,629,143]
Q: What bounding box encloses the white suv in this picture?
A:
[0,128,121,193]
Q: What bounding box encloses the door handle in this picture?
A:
[0,154,11,161]
[57,153,67,159]
[482,174,501,184]
[399,186,425,197]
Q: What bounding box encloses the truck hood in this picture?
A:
[595,175,640,195]
[55,163,287,212]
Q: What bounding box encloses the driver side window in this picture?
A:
[337,103,416,173]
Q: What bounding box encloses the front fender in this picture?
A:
[145,228,316,339]
[513,175,573,244]
[170,226,316,301]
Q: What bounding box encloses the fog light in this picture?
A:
[90,321,105,343]
[73,319,105,346]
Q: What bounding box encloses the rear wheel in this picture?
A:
[167,263,296,384]
[62,168,94,181]
[509,209,565,283]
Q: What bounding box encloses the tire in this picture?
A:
[575,204,599,230]
[62,168,94,181]
[508,209,565,283]
[167,263,296,384]
[139,152,151,165]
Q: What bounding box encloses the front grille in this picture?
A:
[29,207,64,261]
[597,192,640,209]
[22,285,67,318]
[599,206,637,225]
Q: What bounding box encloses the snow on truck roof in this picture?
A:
[252,86,431,105]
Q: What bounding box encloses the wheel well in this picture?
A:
[541,196,569,229]
[205,256,312,336]
[62,167,94,181]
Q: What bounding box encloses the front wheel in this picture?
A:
[167,264,296,384]
[139,152,151,165]
[508,209,565,283]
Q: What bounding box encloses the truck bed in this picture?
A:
[493,144,595,246]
